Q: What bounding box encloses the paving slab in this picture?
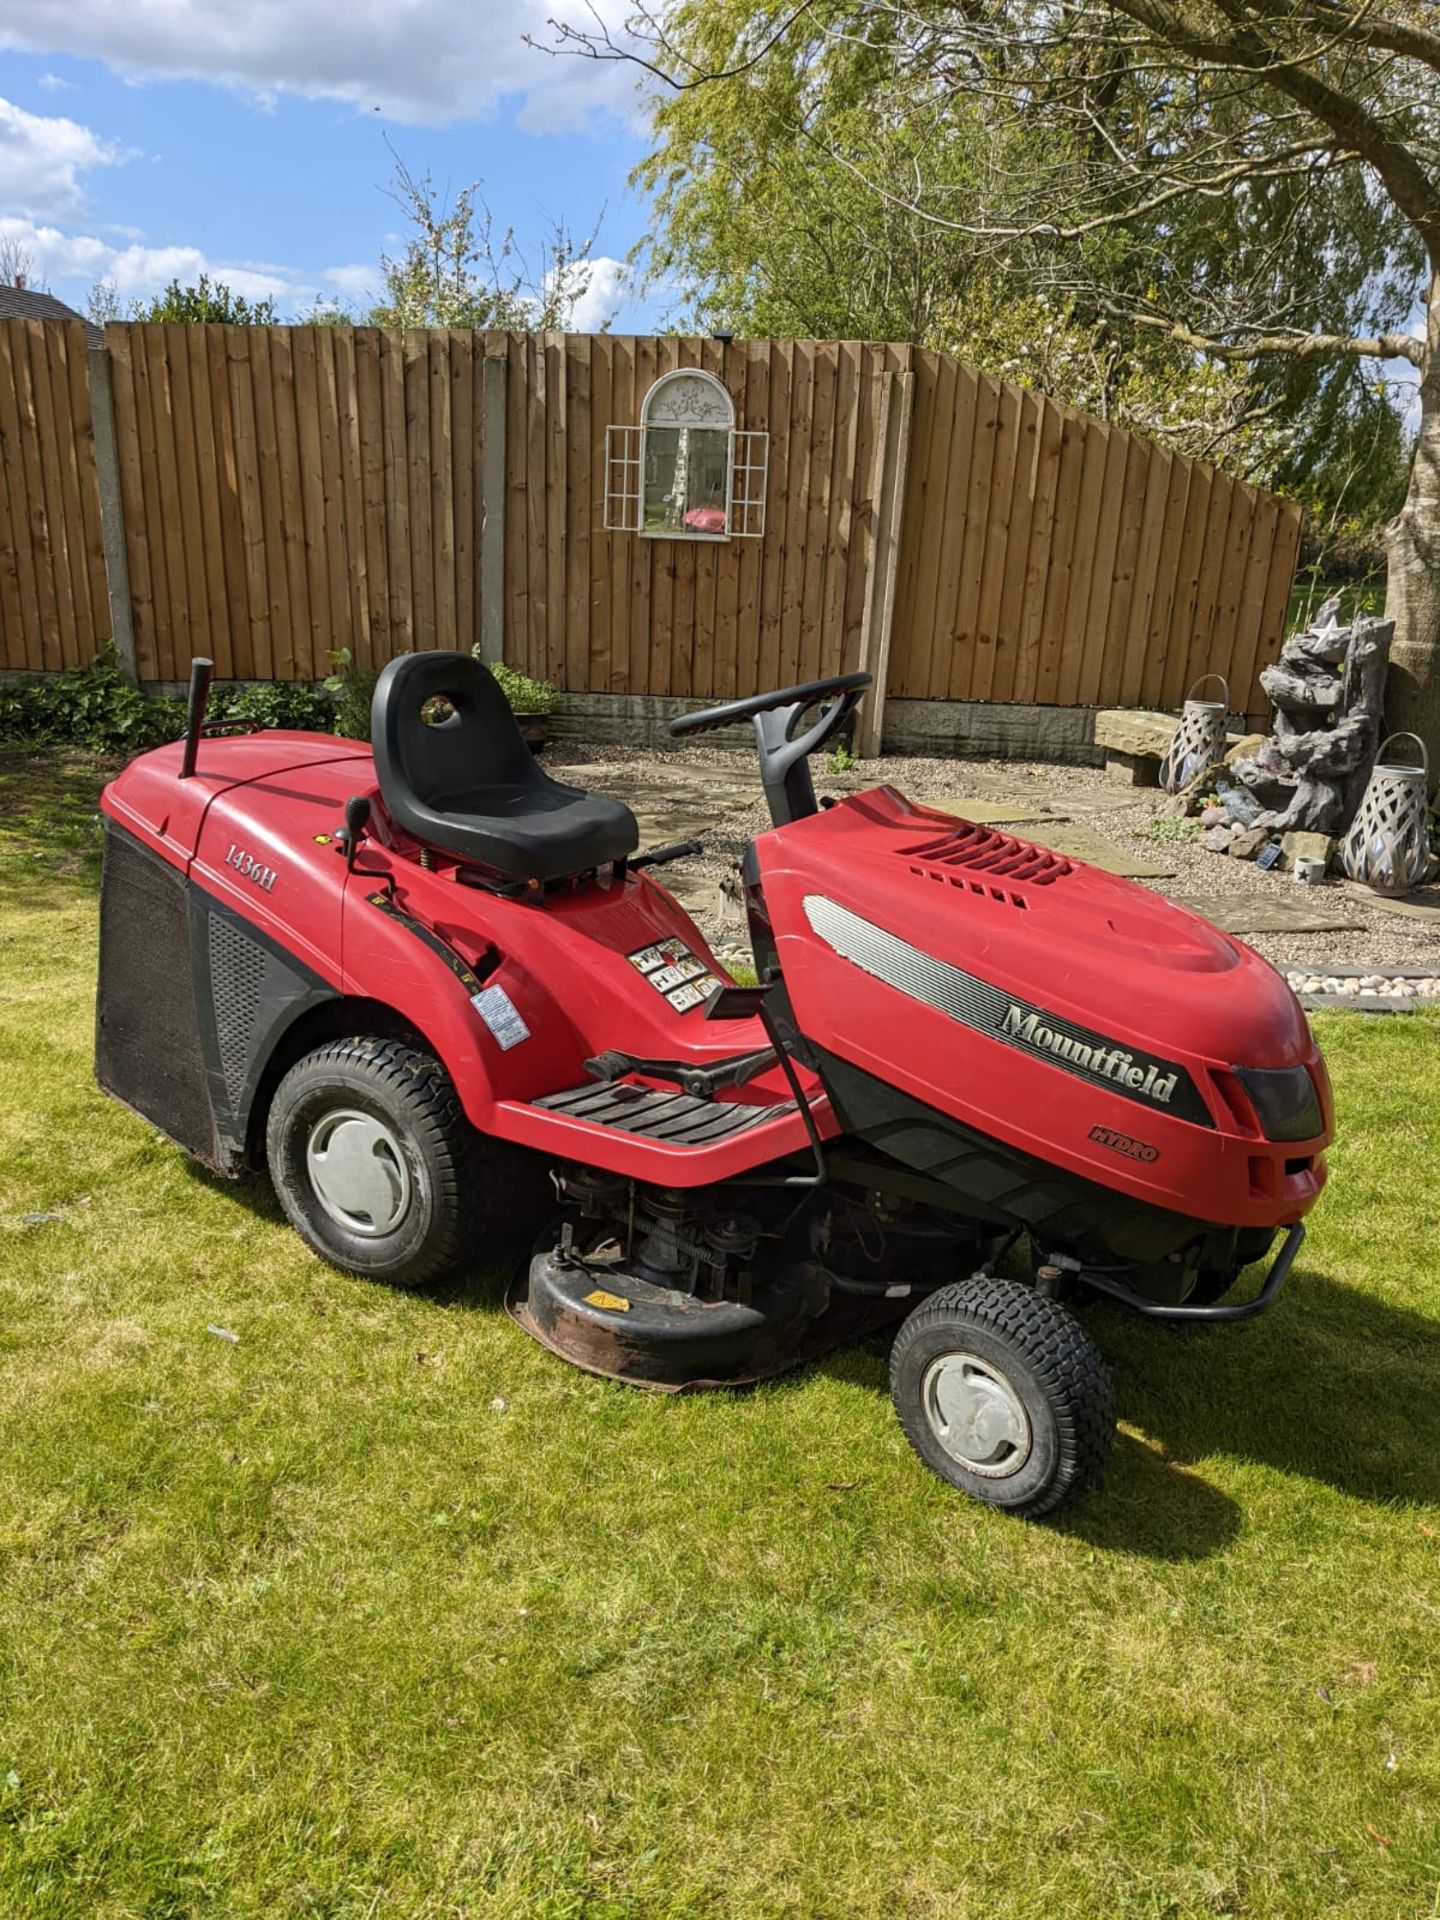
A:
[1046,789,1152,817]
[1170,891,1366,934]
[943,798,1060,826]
[1028,824,1177,879]
[1342,884,1440,925]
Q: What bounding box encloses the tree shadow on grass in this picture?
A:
[177,1162,1440,1550]
[0,747,116,832]
[820,1341,1244,1561]
[1089,1269,1440,1511]
[0,747,116,908]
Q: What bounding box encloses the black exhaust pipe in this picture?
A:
[178,656,214,780]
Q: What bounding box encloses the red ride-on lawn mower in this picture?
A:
[95,654,1333,1515]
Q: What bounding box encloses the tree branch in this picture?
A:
[1097,294,1426,366]
[810,130,1350,246]
[1267,0,1440,76]
[534,0,821,88]
[1105,0,1440,247]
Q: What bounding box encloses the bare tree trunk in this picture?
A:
[1383,265,1440,791]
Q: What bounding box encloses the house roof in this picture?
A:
[0,284,103,348]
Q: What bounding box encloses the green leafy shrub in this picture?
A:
[0,650,185,752]
[1139,811,1201,846]
[209,681,336,733]
[133,274,279,326]
[827,741,858,774]
[470,647,563,716]
[322,648,380,740]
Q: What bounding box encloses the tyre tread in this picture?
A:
[266,1036,544,1288]
[889,1276,1114,1516]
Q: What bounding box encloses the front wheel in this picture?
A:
[889,1276,1115,1516]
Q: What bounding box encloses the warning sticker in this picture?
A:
[583,1289,631,1313]
[628,939,719,1015]
[471,983,530,1051]
[630,936,692,977]
[666,980,716,1013]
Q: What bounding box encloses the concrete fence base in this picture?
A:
[548,692,1107,766]
[15,677,1272,772]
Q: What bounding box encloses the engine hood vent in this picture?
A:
[901,823,1073,890]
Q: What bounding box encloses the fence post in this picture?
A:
[856,368,915,756]
[86,342,137,682]
[478,335,508,665]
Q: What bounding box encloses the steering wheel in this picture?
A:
[669,671,873,828]
[669,671,872,744]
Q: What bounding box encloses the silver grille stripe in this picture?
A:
[802,894,1212,1127]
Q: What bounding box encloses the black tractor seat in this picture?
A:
[371,652,639,883]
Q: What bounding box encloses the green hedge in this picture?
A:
[0,651,562,754]
[0,652,188,753]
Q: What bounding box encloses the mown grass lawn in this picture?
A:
[1,747,1438,1920]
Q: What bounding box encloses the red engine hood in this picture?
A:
[761,785,1312,1068]
[755,786,1329,1229]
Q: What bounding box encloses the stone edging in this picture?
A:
[1285,963,1440,1016]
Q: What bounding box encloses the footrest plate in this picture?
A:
[531,1080,789,1144]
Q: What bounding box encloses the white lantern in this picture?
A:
[1159,675,1229,795]
[1340,733,1431,895]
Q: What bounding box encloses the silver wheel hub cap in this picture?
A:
[921,1351,1032,1477]
[305,1108,413,1238]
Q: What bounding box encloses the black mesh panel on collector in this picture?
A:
[95,825,220,1165]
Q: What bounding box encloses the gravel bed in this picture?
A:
[553,739,1440,977]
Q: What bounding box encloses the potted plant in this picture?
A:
[470,649,563,752]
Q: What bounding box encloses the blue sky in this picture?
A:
[0,3,665,329]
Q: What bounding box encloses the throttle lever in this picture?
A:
[630,839,704,871]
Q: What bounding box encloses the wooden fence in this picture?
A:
[105,323,502,683]
[890,355,1300,714]
[0,321,1303,724]
[0,319,109,673]
[503,334,913,707]
[499,337,1302,719]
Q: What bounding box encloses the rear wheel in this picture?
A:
[889,1276,1115,1516]
[266,1035,545,1289]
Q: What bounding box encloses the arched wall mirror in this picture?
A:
[604,368,768,541]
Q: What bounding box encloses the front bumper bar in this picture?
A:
[1081,1221,1305,1323]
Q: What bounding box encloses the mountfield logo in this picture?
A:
[1000,1004,1179,1105]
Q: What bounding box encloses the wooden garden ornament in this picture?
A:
[1230,600,1396,835]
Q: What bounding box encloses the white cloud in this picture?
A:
[0,1,644,129]
[566,254,628,332]
[1,216,304,304]
[0,96,120,218]
[3,212,641,325]
[323,262,378,301]
[37,72,75,91]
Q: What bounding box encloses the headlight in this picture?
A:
[1233,1064,1323,1143]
